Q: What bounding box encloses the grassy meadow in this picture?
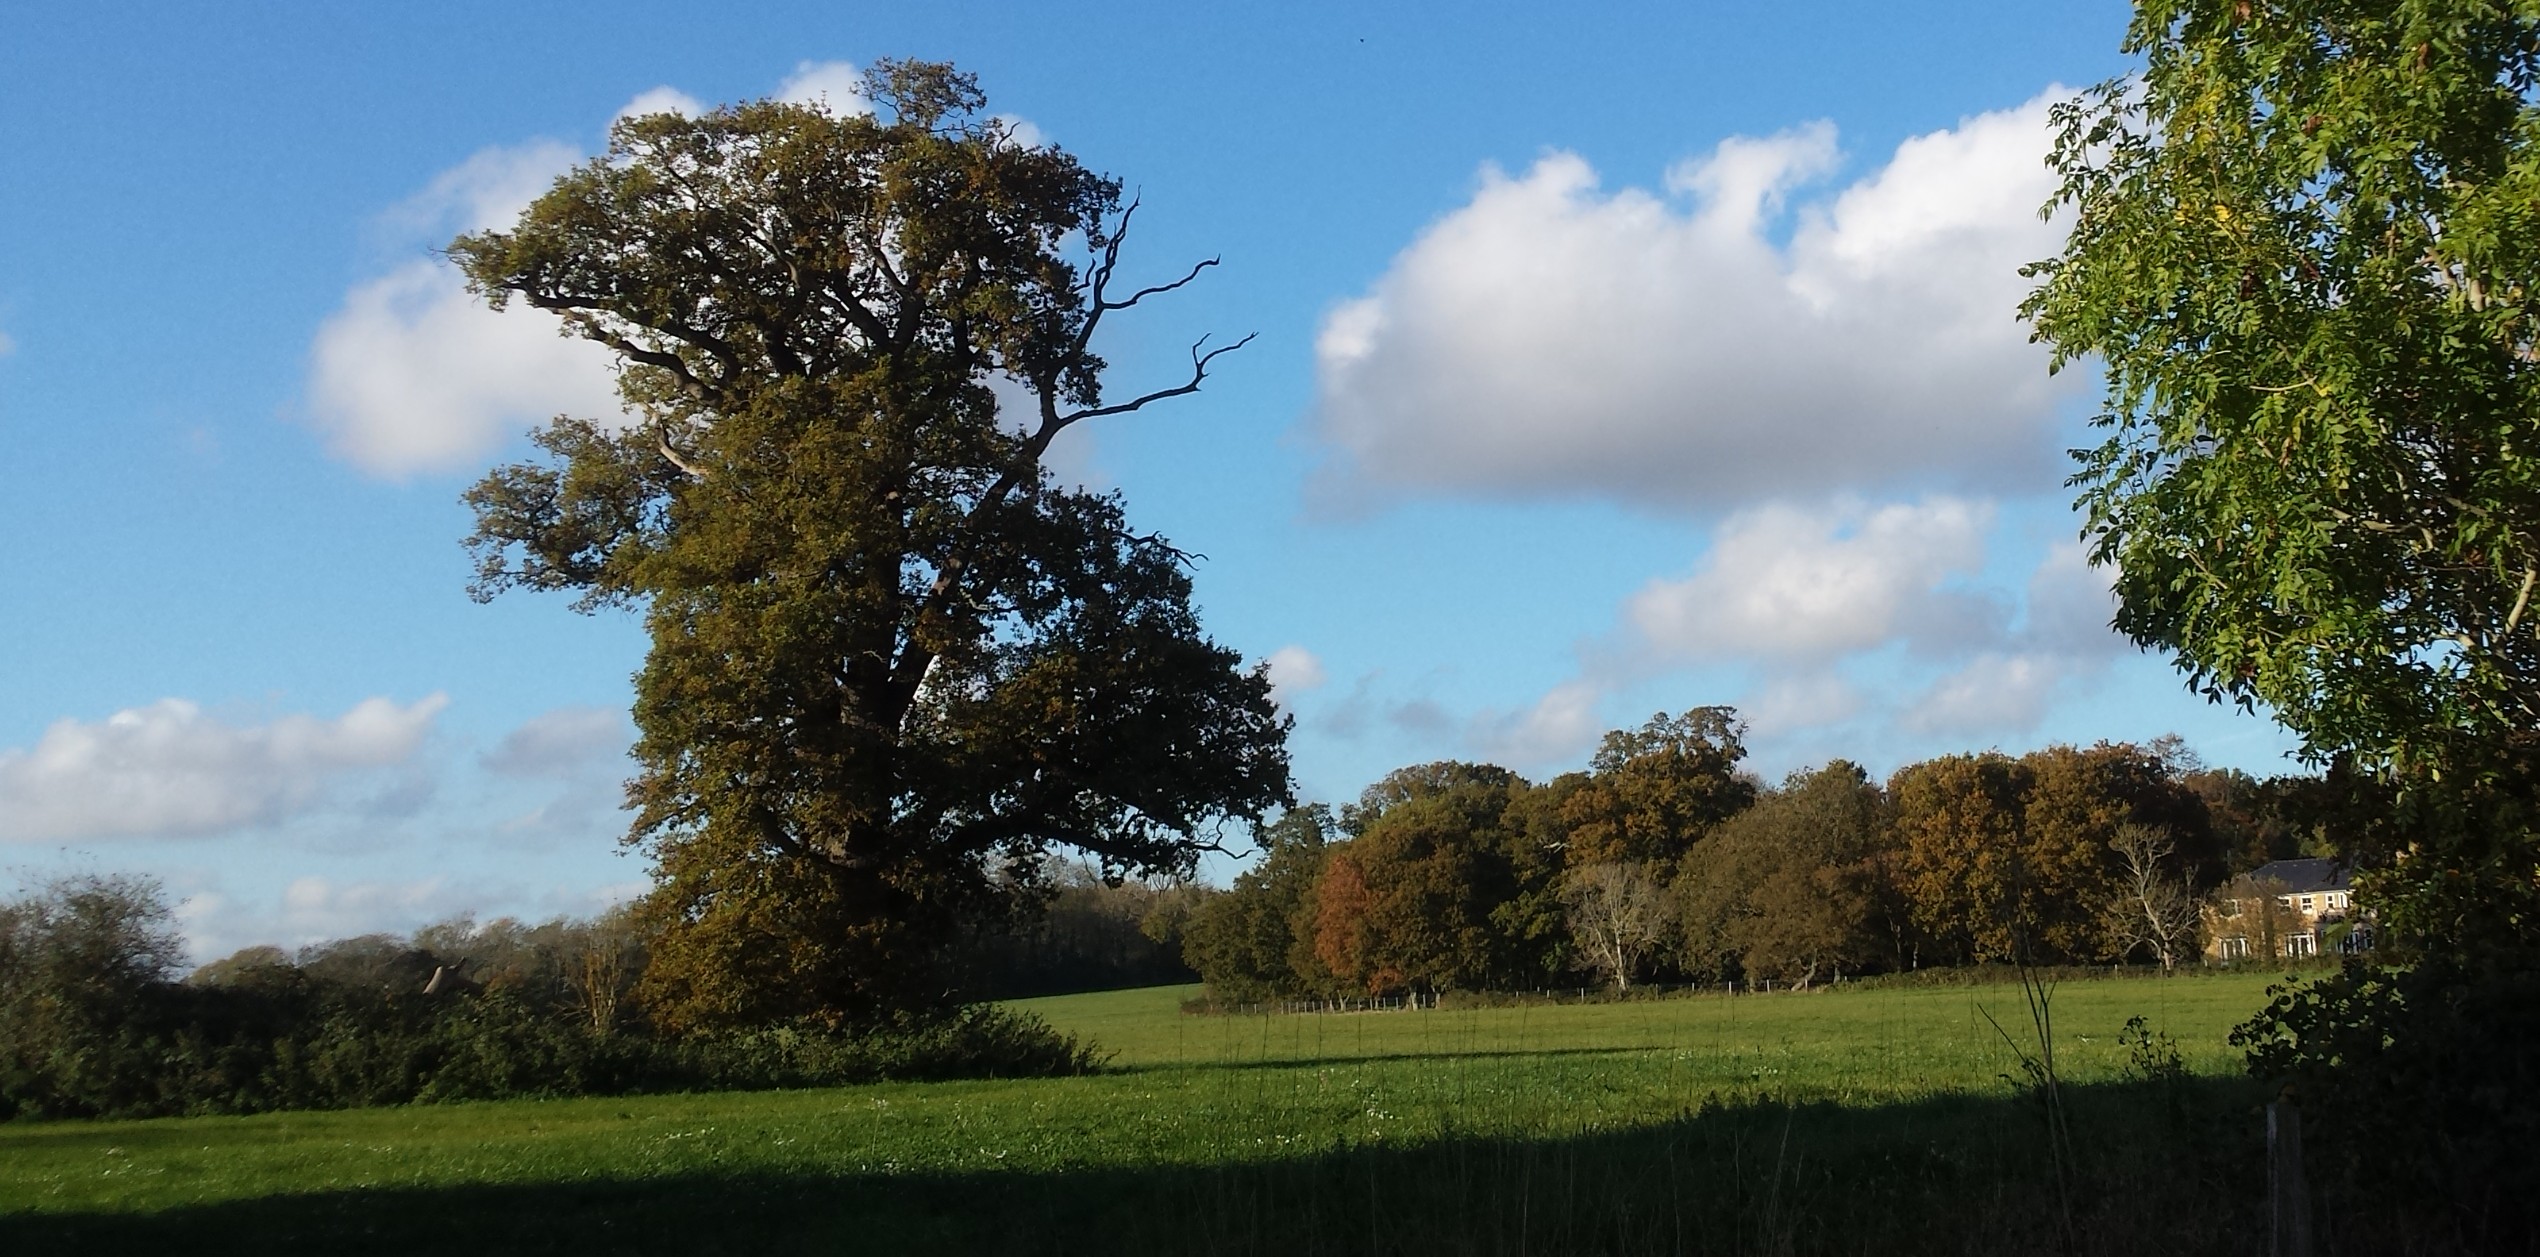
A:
[0,970,2296,1255]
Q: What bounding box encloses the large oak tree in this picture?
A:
[453,62,1290,1029]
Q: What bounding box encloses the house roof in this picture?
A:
[2247,857,2349,894]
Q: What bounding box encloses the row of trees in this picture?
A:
[957,865,1204,998]
[1183,711,2335,1002]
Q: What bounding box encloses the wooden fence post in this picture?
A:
[2268,1097,2314,1257]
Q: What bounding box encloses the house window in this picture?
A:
[2300,895,2316,913]
[2220,936,2249,959]
[2286,933,2318,958]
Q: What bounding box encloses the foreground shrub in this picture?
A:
[2236,949,2540,1251]
[5,983,1098,1122]
[673,1006,1109,1090]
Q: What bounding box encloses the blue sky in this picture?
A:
[0,2,2301,959]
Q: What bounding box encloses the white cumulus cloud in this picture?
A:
[1476,496,2141,757]
[306,134,625,477]
[1265,645,1329,703]
[1902,652,2064,736]
[375,140,583,241]
[307,257,624,476]
[2022,539,2123,654]
[481,705,635,836]
[175,874,652,962]
[614,85,704,124]
[1626,497,1999,664]
[1898,542,2130,736]
[277,875,463,939]
[1468,680,1607,770]
[177,877,469,960]
[1742,672,1866,734]
[1312,89,2078,513]
[0,695,448,843]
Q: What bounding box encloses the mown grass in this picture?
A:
[0,969,2294,1255]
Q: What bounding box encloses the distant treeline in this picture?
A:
[957,865,1205,999]
[1180,710,2342,1003]
[0,881,1099,1123]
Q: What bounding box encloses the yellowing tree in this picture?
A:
[1889,754,2033,965]
[1559,709,1754,866]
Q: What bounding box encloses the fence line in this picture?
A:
[1202,981,1756,1017]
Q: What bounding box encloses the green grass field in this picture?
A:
[0,971,2295,1255]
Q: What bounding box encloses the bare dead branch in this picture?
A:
[1065,199,1137,359]
[1101,256,1220,312]
[1056,332,1255,426]
[885,233,1246,716]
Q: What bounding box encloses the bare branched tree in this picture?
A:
[2101,824,2202,972]
[1561,862,1672,992]
[563,910,646,1034]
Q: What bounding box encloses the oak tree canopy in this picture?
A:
[453,61,1291,1028]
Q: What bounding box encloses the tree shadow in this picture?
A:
[3,1079,2271,1257]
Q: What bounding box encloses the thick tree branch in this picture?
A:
[522,290,763,395]
[545,307,716,402]
[654,420,708,480]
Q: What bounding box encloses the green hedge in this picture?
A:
[0,876,1103,1123]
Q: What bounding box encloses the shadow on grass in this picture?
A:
[3,1079,2271,1257]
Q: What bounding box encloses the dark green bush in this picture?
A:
[0,874,189,1120]
[671,1006,1109,1089]
[2236,949,2540,1251]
